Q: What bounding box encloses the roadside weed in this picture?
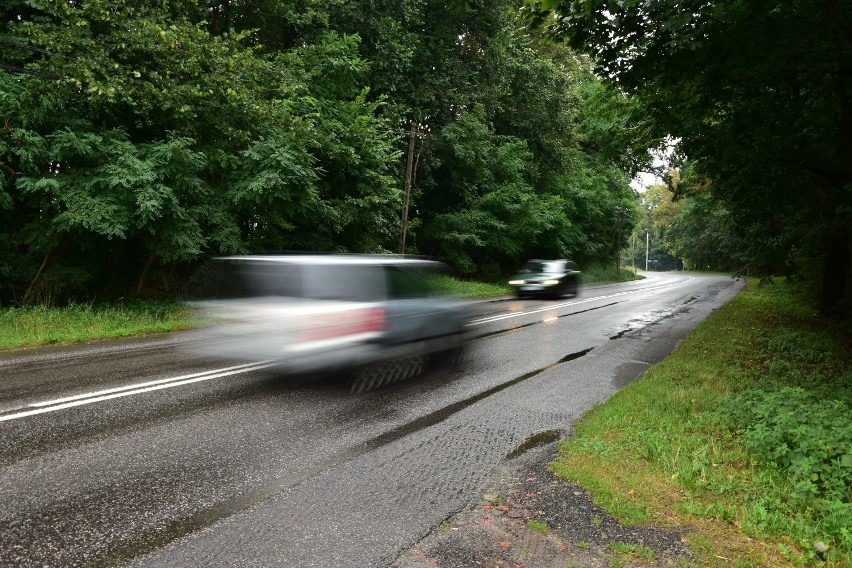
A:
[582,264,643,284]
[526,519,549,533]
[608,541,655,561]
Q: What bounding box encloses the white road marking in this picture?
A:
[29,361,270,407]
[468,278,694,326]
[0,361,275,422]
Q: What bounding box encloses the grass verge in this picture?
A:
[0,302,203,351]
[551,277,851,567]
[582,264,645,284]
[431,274,512,297]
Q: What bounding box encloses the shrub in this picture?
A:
[725,387,851,503]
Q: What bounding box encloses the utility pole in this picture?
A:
[645,231,649,271]
[631,232,636,274]
[614,207,626,273]
[398,121,422,254]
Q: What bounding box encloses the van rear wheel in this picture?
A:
[348,355,425,394]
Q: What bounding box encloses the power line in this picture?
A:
[0,38,72,79]
[0,38,77,61]
[0,62,61,79]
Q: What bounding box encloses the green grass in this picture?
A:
[430,274,512,297]
[581,264,645,284]
[526,519,549,533]
[0,302,203,350]
[550,277,851,567]
[608,541,656,562]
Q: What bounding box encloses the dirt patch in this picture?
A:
[391,444,694,567]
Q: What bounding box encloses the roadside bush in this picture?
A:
[722,318,852,550]
[725,387,851,503]
[553,277,851,564]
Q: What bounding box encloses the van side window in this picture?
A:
[386,266,430,298]
[302,264,385,301]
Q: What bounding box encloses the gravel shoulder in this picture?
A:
[391,443,694,568]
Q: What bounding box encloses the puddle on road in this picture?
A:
[505,429,563,460]
[609,328,631,340]
[608,308,679,341]
[472,303,620,341]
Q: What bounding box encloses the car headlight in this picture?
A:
[542,279,559,285]
[509,280,525,285]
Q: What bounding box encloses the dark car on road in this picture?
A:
[187,254,471,392]
[509,259,580,299]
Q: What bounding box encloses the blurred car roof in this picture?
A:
[217,254,442,266]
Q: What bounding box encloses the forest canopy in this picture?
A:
[0,0,653,305]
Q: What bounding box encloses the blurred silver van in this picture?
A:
[186,254,470,392]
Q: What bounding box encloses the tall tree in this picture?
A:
[0,0,399,303]
[539,0,852,317]
[330,1,651,274]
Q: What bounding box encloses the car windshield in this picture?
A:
[520,261,563,274]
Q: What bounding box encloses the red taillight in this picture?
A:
[298,308,384,341]
[360,308,385,332]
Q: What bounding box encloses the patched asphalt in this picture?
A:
[392,443,694,568]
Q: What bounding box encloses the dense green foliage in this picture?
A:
[725,325,852,510]
[541,0,852,317]
[727,387,851,505]
[626,182,684,271]
[627,171,748,273]
[0,0,651,305]
[552,279,852,564]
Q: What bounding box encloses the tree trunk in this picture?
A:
[819,227,849,319]
[136,254,157,297]
[22,239,59,305]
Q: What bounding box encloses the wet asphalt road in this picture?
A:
[0,272,743,567]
